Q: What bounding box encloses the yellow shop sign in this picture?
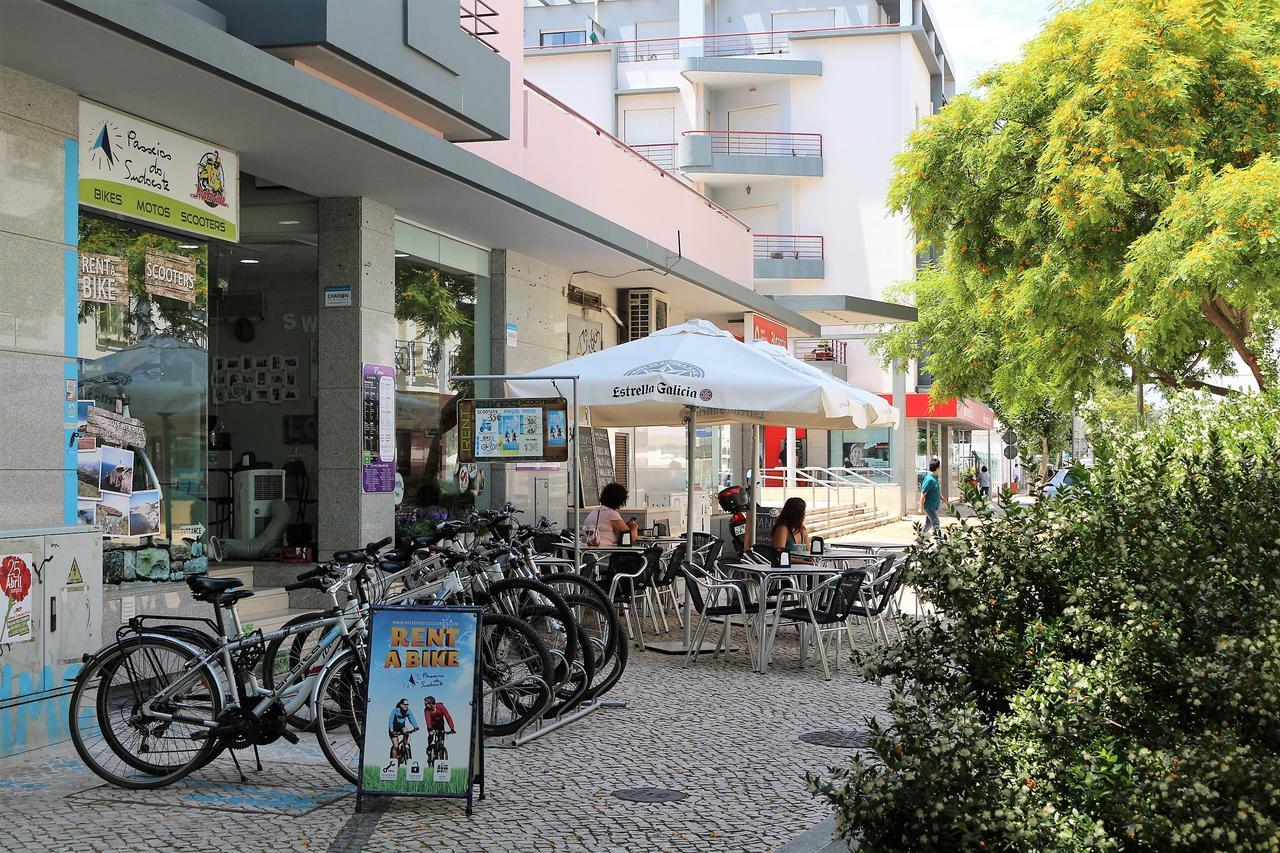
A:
[79,100,239,242]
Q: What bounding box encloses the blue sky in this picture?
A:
[930,1,1059,92]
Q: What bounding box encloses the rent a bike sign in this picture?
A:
[356,605,484,814]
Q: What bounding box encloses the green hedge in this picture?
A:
[812,393,1280,851]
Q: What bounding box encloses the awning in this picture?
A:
[767,294,917,326]
[880,394,995,430]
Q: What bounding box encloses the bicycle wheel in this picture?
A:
[482,578,578,682]
[314,648,365,785]
[261,611,344,731]
[479,613,555,737]
[70,635,224,789]
[546,620,595,718]
[540,572,621,664]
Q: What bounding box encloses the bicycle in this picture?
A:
[425,726,451,765]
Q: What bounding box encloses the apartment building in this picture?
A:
[524,0,995,497]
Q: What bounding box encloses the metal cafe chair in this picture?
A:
[765,568,872,681]
[602,545,664,651]
[680,564,756,667]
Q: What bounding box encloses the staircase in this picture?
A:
[803,502,892,541]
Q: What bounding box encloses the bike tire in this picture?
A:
[260,610,338,731]
[546,620,595,718]
[481,578,578,682]
[479,613,555,737]
[539,572,621,664]
[70,635,224,789]
[314,648,365,785]
[586,614,628,701]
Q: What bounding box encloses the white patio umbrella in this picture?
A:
[508,319,899,651]
[745,340,898,429]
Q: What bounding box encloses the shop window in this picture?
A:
[76,214,209,586]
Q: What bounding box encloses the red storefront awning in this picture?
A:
[878,394,995,430]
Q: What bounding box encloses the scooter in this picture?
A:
[717,484,752,557]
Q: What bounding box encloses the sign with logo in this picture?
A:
[0,554,34,644]
[746,312,789,347]
[142,249,198,304]
[361,364,395,493]
[355,605,483,815]
[323,285,352,307]
[79,100,239,242]
[457,397,569,464]
[78,252,130,306]
[610,359,714,404]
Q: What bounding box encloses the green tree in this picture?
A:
[393,264,474,387]
[877,0,1280,419]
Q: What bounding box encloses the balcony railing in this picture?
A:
[683,129,823,158]
[524,80,747,229]
[529,24,903,63]
[460,0,499,52]
[793,338,848,364]
[754,234,824,260]
[631,143,676,170]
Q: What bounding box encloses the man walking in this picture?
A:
[919,460,942,537]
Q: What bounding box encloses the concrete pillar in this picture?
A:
[678,0,705,58]
[891,359,910,516]
[0,67,79,527]
[316,197,396,555]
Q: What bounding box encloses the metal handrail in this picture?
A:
[630,142,676,170]
[459,0,499,52]
[528,23,906,63]
[523,81,749,231]
[754,234,824,260]
[683,129,823,158]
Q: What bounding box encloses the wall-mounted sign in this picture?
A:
[457,398,569,464]
[143,249,198,304]
[362,363,395,493]
[79,100,240,242]
[79,252,129,306]
[746,312,788,347]
[324,285,352,307]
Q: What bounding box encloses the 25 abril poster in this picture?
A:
[359,607,480,798]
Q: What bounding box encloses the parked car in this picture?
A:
[1013,461,1090,505]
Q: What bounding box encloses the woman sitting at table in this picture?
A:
[583,482,639,546]
[770,497,810,558]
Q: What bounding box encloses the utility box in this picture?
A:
[0,526,103,758]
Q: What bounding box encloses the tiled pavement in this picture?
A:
[0,522,933,852]
[0,620,890,852]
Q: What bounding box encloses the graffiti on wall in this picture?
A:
[0,662,82,758]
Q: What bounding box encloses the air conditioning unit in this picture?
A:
[233,469,285,539]
[623,288,669,342]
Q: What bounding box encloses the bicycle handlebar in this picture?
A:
[366,536,393,554]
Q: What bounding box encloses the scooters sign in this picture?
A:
[79,100,240,242]
[355,606,484,815]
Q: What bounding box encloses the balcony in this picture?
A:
[458,0,499,52]
[754,235,825,279]
[794,338,848,382]
[678,130,824,183]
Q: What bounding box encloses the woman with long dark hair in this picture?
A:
[770,497,808,554]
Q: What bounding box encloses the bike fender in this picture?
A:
[77,631,229,701]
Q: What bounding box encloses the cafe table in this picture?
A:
[723,561,850,673]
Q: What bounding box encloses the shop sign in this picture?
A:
[85,406,146,449]
[79,252,129,306]
[355,605,483,814]
[79,100,240,242]
[143,249,198,304]
[746,312,788,347]
[457,398,569,464]
[361,364,395,493]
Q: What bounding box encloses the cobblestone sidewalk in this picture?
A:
[0,619,889,852]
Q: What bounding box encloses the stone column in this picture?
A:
[316,198,396,556]
[0,67,78,527]
[891,359,910,517]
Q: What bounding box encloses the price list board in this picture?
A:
[576,427,615,506]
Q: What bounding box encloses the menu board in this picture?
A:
[576,427,615,506]
[457,398,569,464]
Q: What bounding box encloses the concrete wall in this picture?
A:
[524,50,616,130]
[0,67,78,528]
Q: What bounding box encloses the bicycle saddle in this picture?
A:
[379,559,409,573]
[332,551,365,564]
[214,589,255,607]
[187,575,243,594]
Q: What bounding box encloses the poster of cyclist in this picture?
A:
[356,605,483,812]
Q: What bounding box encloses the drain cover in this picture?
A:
[799,730,871,749]
[612,787,687,803]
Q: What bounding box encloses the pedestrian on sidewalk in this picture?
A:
[979,465,991,497]
[919,460,942,537]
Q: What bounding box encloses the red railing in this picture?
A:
[528,24,904,63]
[630,143,676,170]
[460,0,499,52]
[684,129,823,158]
[522,81,747,230]
[754,234,824,260]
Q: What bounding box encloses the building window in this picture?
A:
[540,30,588,47]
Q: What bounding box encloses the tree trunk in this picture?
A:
[1040,435,1049,482]
[1201,298,1268,390]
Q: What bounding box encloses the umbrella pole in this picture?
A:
[748,424,759,550]
[683,405,696,651]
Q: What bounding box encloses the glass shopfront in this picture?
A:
[75,214,209,585]
[829,427,893,478]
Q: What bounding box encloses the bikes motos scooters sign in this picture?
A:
[355,606,484,814]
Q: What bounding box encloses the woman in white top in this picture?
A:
[583,482,638,546]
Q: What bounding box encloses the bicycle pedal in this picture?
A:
[280,730,299,744]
